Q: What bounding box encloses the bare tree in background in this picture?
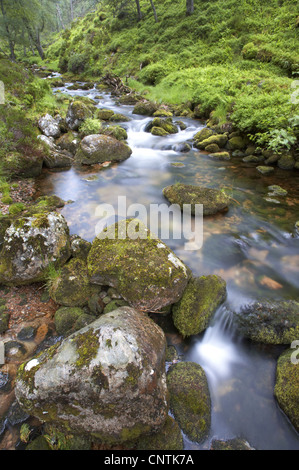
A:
[186,0,194,16]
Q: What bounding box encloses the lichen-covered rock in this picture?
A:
[274,348,299,432]
[75,134,132,165]
[193,128,214,143]
[65,100,95,131]
[172,275,227,337]
[163,183,231,216]
[56,132,80,155]
[151,117,178,135]
[54,306,96,336]
[167,362,211,442]
[38,114,61,139]
[151,127,168,137]
[49,258,99,307]
[87,219,191,312]
[15,307,168,443]
[100,125,128,141]
[0,212,71,285]
[136,416,183,450]
[234,301,299,344]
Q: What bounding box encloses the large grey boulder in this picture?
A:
[15,307,168,444]
[0,212,71,285]
[38,114,61,138]
[75,134,132,165]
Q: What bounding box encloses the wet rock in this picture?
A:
[195,134,228,150]
[100,125,128,141]
[87,293,105,316]
[26,436,51,450]
[0,371,11,392]
[172,275,227,337]
[167,362,211,442]
[136,416,183,450]
[87,219,191,312]
[0,305,10,334]
[7,400,29,426]
[4,341,27,360]
[38,135,74,168]
[163,183,231,216]
[242,155,264,163]
[56,131,80,155]
[267,185,288,197]
[70,235,91,260]
[54,306,96,336]
[0,212,71,285]
[103,299,128,314]
[295,221,299,236]
[209,151,231,161]
[15,307,168,443]
[234,300,299,344]
[17,326,37,341]
[193,128,214,143]
[274,348,299,432]
[150,118,179,135]
[257,166,275,175]
[211,438,254,450]
[227,136,246,150]
[165,345,179,363]
[38,114,61,139]
[172,143,191,153]
[75,134,132,165]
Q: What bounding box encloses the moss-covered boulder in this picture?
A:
[96,108,115,120]
[65,100,95,131]
[208,151,231,161]
[0,304,10,334]
[151,118,179,135]
[75,134,132,165]
[151,127,169,137]
[54,306,96,336]
[15,307,168,443]
[227,136,247,150]
[167,362,211,442]
[257,166,275,175]
[0,212,71,285]
[195,134,228,150]
[205,143,220,153]
[133,100,158,116]
[163,183,231,216]
[136,416,183,450]
[38,135,74,169]
[56,132,80,155]
[49,258,99,307]
[274,348,299,432]
[153,108,173,118]
[211,438,254,450]
[234,301,299,344]
[87,219,191,312]
[100,125,128,141]
[277,154,296,170]
[172,275,227,337]
[193,128,214,143]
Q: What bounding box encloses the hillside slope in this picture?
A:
[46,0,299,151]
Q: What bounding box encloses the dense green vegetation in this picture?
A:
[46,0,299,151]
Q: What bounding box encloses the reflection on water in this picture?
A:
[35,84,299,450]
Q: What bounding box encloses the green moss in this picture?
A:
[136,416,183,450]
[54,307,85,336]
[73,329,99,368]
[274,348,299,433]
[167,361,211,443]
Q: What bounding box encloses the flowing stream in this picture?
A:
[35,78,299,450]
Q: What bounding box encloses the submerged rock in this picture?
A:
[257,166,275,175]
[274,348,299,433]
[87,219,191,312]
[163,183,231,216]
[234,300,299,344]
[15,307,168,443]
[0,212,71,285]
[75,134,132,165]
[211,438,254,450]
[172,275,227,337]
[167,362,211,443]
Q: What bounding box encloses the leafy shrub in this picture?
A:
[68,53,89,74]
[139,63,169,85]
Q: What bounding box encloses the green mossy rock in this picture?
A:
[172,275,227,337]
[257,166,275,175]
[274,348,299,432]
[0,306,10,334]
[96,108,115,120]
[133,100,158,116]
[209,151,231,161]
[0,212,71,286]
[49,258,99,307]
[234,300,299,344]
[1,153,43,179]
[195,134,228,150]
[103,299,129,314]
[136,416,183,450]
[54,306,95,336]
[65,100,95,131]
[152,117,178,134]
[87,219,191,312]
[75,134,132,165]
[100,125,128,141]
[151,126,169,137]
[277,154,296,170]
[153,108,173,117]
[211,438,254,450]
[26,436,51,450]
[205,143,220,153]
[167,362,211,443]
[194,128,214,143]
[163,183,231,216]
[56,131,80,154]
[227,136,246,150]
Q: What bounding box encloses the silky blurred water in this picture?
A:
[35,81,299,450]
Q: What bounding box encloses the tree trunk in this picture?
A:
[56,4,65,30]
[149,0,158,23]
[0,0,16,61]
[135,0,142,21]
[186,0,194,16]
[70,0,74,22]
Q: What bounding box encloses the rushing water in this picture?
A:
[35,80,299,450]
